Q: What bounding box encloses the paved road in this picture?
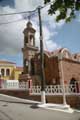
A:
[0,94,80,120]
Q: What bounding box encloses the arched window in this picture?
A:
[70,78,79,93]
[30,34,34,46]
[31,59,35,75]
[1,69,5,76]
[6,69,10,76]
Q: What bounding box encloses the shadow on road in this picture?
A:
[30,103,39,109]
[0,99,40,110]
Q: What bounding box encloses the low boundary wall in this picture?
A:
[0,90,80,108]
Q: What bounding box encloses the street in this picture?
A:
[0,94,80,120]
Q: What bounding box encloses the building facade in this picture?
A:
[33,48,80,90]
[20,21,80,90]
[0,60,23,80]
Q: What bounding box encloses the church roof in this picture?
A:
[44,48,64,57]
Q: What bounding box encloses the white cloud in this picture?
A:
[33,23,60,51]
[15,0,44,11]
[0,6,26,55]
[42,25,60,51]
[41,6,65,29]
[0,0,64,56]
[77,14,80,22]
[44,40,61,51]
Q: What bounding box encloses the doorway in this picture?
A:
[70,78,79,93]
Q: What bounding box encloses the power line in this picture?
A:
[0,11,37,25]
[0,1,54,16]
[0,8,37,16]
[0,18,24,25]
[0,1,54,25]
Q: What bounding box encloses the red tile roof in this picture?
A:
[16,66,23,71]
[0,60,16,65]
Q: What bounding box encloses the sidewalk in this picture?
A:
[0,93,40,104]
[37,103,75,113]
[0,94,80,114]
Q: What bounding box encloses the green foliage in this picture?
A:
[44,0,80,22]
[76,0,80,10]
[44,0,50,4]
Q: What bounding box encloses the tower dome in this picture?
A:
[26,21,32,28]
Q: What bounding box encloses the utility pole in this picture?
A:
[38,7,46,104]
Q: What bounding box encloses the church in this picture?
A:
[19,21,80,91]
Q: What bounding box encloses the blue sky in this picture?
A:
[0,0,15,8]
[54,19,80,53]
[0,0,80,66]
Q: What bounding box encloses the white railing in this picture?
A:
[19,82,28,90]
[0,81,28,91]
[30,84,80,95]
[0,80,80,95]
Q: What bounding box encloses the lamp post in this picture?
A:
[38,7,46,104]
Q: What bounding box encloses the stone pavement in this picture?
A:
[0,94,79,113]
[0,94,80,120]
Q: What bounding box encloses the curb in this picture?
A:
[0,94,40,104]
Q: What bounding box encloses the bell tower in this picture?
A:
[20,21,38,81]
[23,21,36,47]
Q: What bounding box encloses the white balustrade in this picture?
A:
[30,86,41,95]
[0,80,80,96]
[0,80,28,91]
[19,82,28,90]
[30,83,80,95]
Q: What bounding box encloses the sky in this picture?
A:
[0,0,80,66]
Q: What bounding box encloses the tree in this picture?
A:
[44,0,80,22]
